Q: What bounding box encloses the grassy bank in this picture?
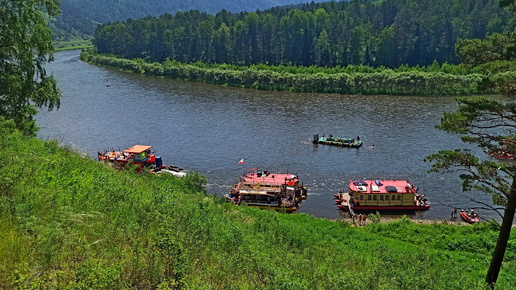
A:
[54,39,93,51]
[0,119,515,288]
[80,50,492,97]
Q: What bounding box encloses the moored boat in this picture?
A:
[98,145,156,172]
[225,181,298,211]
[488,150,516,159]
[336,177,430,211]
[242,168,307,200]
[460,209,479,224]
[487,137,516,159]
[313,133,363,147]
[98,145,186,176]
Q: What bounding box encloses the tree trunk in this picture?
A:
[485,179,516,288]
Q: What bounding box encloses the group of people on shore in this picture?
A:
[450,207,458,218]
[352,213,367,226]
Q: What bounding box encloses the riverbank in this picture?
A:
[349,217,516,227]
[80,49,492,96]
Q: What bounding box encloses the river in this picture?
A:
[36,49,502,222]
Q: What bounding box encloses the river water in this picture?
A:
[37,49,503,221]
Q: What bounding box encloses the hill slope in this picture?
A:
[91,0,512,67]
[0,118,515,288]
[51,0,328,40]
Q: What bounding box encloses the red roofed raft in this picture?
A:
[335,177,430,212]
[98,145,186,177]
[225,168,308,211]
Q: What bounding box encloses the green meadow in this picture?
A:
[54,40,93,51]
[0,119,514,289]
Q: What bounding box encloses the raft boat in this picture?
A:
[489,151,516,160]
[460,210,479,224]
[98,145,156,171]
[226,181,298,211]
[313,133,363,147]
[98,145,187,176]
[242,168,307,200]
[336,177,430,211]
[488,137,516,159]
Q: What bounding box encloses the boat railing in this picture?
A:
[348,175,412,184]
[243,181,287,187]
[239,187,282,194]
[242,168,294,178]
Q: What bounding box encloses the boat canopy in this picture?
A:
[124,145,153,154]
[353,180,368,186]
[385,185,398,192]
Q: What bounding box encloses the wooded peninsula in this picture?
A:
[84,0,515,96]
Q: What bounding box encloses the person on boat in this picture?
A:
[357,136,360,141]
[416,194,424,206]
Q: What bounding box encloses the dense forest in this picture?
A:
[50,0,327,39]
[92,0,513,68]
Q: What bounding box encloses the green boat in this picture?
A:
[313,133,363,147]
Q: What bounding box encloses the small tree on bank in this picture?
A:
[426,2,516,287]
[0,0,62,136]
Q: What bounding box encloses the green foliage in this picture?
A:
[81,50,491,96]
[1,120,515,288]
[368,211,381,224]
[0,0,62,136]
[456,32,516,67]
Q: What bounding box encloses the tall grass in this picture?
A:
[0,118,514,288]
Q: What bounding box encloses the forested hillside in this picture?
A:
[50,0,327,40]
[92,0,513,68]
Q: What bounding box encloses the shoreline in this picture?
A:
[341,216,516,227]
